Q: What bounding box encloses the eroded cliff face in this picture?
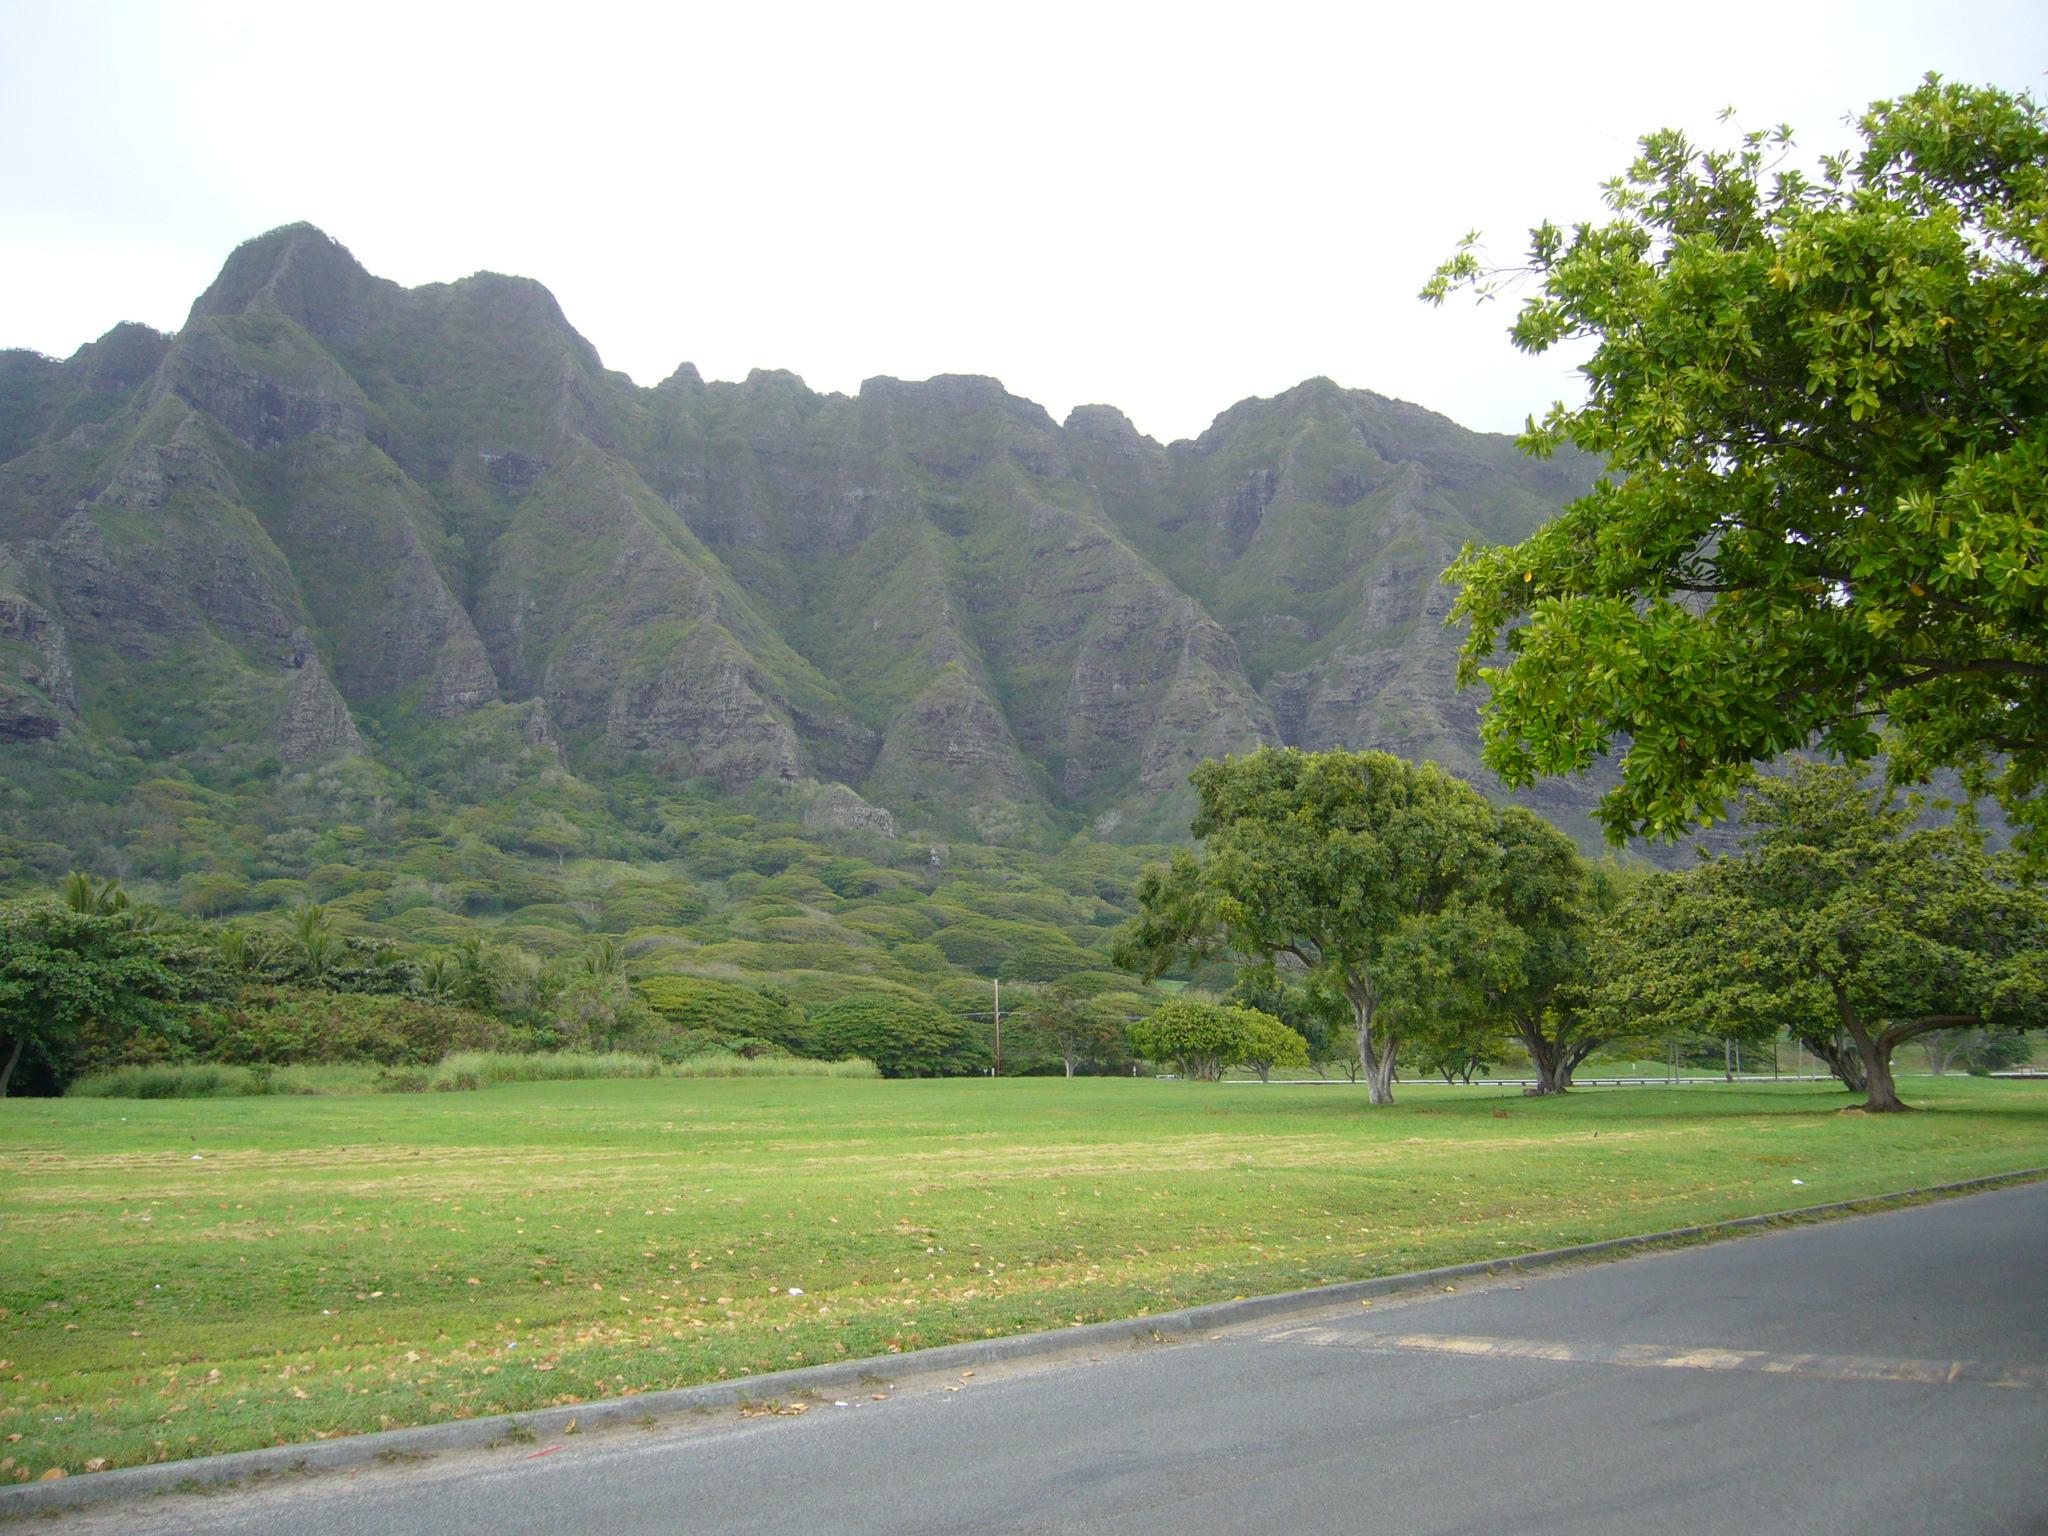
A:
[0,224,1606,846]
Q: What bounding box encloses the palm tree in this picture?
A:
[580,936,627,982]
[290,903,338,980]
[59,871,128,916]
[420,953,461,998]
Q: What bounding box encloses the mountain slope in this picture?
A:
[0,224,1604,856]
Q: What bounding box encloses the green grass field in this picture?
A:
[4,1075,2044,1479]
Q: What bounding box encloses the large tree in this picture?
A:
[0,900,212,1095]
[1018,982,1128,1078]
[1113,749,1509,1105]
[1453,810,1619,1095]
[1424,77,2048,859]
[1606,762,2047,1111]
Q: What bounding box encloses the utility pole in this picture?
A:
[993,976,1001,1077]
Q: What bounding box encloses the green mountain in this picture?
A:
[0,224,1604,867]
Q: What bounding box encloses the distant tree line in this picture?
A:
[0,873,1151,1094]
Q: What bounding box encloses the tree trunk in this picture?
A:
[1834,990,1908,1112]
[1362,1044,1396,1105]
[1561,1040,1599,1089]
[1922,1031,1971,1076]
[1063,1053,1076,1078]
[1514,1019,1567,1096]
[0,1034,19,1098]
[1798,1029,1868,1092]
[1357,1015,1397,1104]
[1858,1044,1906,1112]
[1347,982,1396,1106]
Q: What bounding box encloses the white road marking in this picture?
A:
[1264,1327,2044,1389]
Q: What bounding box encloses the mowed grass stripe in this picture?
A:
[2,1075,2042,1479]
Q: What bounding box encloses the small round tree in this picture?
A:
[1130,999,1267,1082]
[1237,1012,1311,1083]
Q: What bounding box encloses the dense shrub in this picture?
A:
[1001,939,1108,982]
[1238,1012,1311,1083]
[597,882,707,931]
[638,974,809,1050]
[931,918,1041,976]
[809,995,976,1078]
[2,900,229,1094]
[187,987,517,1066]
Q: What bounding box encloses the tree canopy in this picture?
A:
[1128,999,1289,1083]
[809,994,976,1079]
[1236,1010,1311,1084]
[1594,760,2048,1110]
[1424,77,2048,858]
[1113,748,1516,1104]
[1017,981,1127,1078]
[0,900,217,1096]
[1415,809,1616,1094]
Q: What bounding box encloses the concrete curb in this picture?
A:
[6,1166,2042,1518]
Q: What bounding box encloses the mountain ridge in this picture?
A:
[0,223,1613,858]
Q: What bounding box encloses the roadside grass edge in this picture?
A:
[5,1164,2041,1520]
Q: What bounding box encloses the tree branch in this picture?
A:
[1877,1014,1983,1050]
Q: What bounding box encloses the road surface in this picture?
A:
[49,1181,2048,1535]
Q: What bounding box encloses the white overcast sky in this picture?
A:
[2,0,2043,443]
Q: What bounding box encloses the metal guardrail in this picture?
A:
[1232,1074,1852,1087]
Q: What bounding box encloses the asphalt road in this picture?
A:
[51,1182,2048,1536]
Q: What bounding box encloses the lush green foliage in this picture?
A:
[1592,761,2048,1109]
[1128,998,1289,1081]
[0,900,221,1095]
[809,995,979,1078]
[68,1049,876,1097]
[1423,824,1634,1095]
[182,988,517,1069]
[1116,749,1553,1103]
[638,974,808,1051]
[1236,1010,1312,1082]
[5,1075,2042,1475]
[1428,77,2048,855]
[1227,969,1348,1072]
[0,783,1173,1086]
[1016,981,1129,1077]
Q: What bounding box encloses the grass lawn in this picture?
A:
[3,1075,2044,1478]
